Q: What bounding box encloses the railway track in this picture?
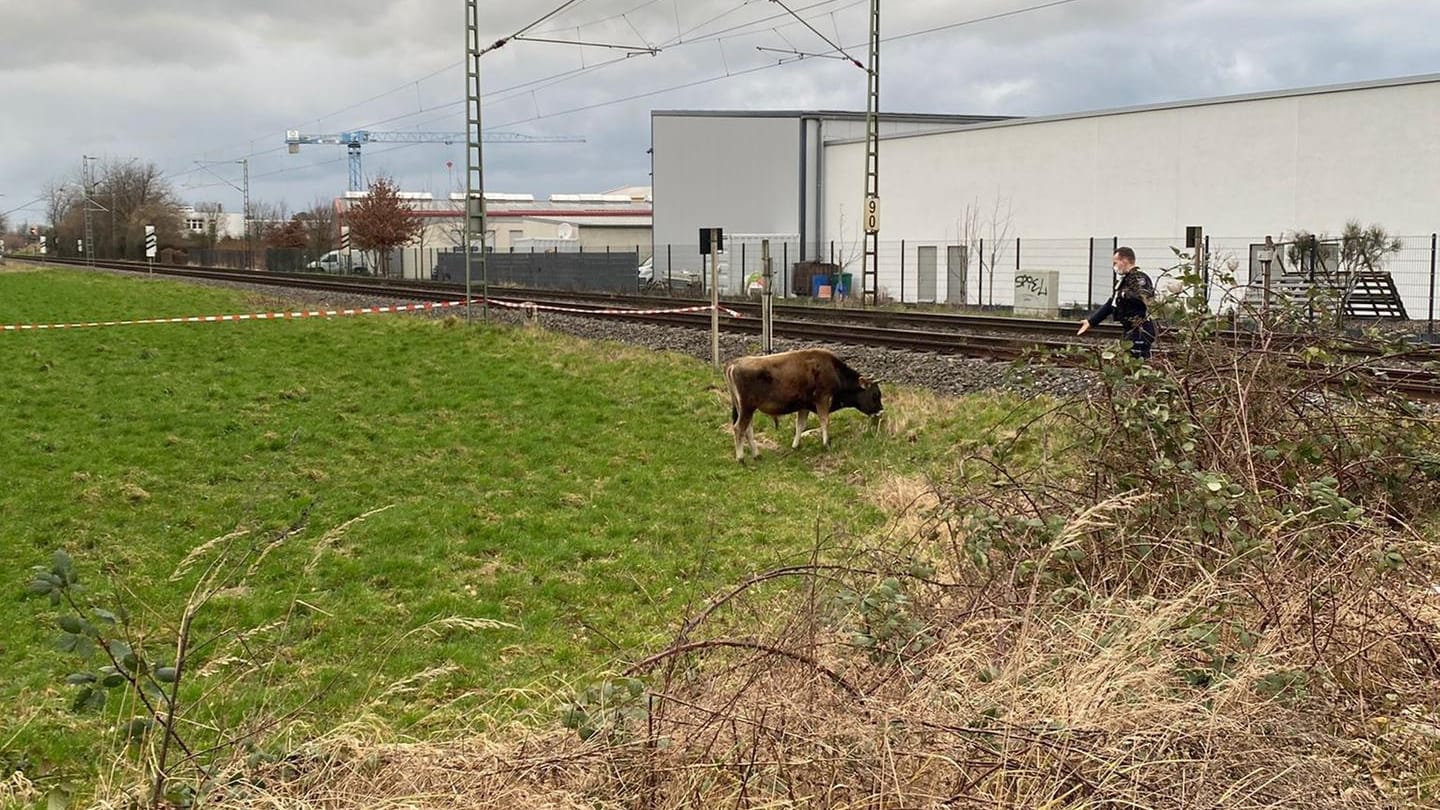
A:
[18,256,1070,359]
[19,255,1116,336]
[17,255,1440,399]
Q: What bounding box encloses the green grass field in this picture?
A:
[0,267,1036,797]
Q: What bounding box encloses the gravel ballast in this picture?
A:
[93,266,1100,399]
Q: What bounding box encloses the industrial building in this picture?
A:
[333,186,652,280]
[652,73,1440,311]
[651,110,1006,296]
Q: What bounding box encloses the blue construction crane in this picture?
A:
[285,129,585,192]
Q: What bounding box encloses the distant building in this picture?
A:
[652,74,1440,308]
[332,186,653,279]
[179,205,245,240]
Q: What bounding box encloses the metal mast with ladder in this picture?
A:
[859,0,881,305]
[464,0,486,322]
[81,155,97,265]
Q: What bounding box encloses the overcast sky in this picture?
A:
[3,0,1439,222]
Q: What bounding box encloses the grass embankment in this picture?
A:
[0,267,1035,802]
[207,277,1440,809]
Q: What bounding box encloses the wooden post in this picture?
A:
[1260,235,1276,316]
[1086,236,1095,308]
[899,240,905,304]
[711,228,722,370]
[977,238,984,309]
[1429,233,1437,339]
[762,239,774,353]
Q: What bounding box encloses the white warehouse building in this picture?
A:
[652,73,1440,314]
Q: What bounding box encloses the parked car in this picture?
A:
[306,250,370,276]
[638,256,706,290]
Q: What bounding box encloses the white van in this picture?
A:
[305,250,369,276]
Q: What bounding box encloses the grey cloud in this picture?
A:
[3,0,1438,220]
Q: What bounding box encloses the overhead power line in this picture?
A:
[161,1,851,182]
[487,0,1092,129]
[166,0,855,180]
[530,0,666,37]
[166,0,1088,191]
[889,0,1085,44]
[767,0,864,69]
[482,0,590,54]
[511,34,660,55]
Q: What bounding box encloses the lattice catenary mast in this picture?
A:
[860,0,881,306]
[464,0,486,322]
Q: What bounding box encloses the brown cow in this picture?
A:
[723,348,883,461]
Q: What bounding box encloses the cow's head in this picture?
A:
[854,377,884,416]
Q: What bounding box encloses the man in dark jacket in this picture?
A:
[1078,246,1157,359]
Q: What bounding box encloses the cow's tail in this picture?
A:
[723,363,738,425]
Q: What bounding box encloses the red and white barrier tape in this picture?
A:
[2,298,744,333]
[487,298,746,318]
[1,300,468,332]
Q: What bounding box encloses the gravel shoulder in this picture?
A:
[96,266,1101,399]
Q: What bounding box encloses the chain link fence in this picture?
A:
[58,230,1439,333]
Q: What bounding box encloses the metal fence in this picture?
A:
[658,235,1440,326]
[53,231,1440,328]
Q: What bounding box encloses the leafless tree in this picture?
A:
[96,160,182,258]
[248,200,291,245]
[983,196,1014,307]
[299,198,339,257]
[954,199,983,306]
[191,202,226,247]
[440,178,470,249]
[45,180,82,252]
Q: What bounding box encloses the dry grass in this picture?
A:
[0,772,40,807]
[185,483,1440,810]
[175,363,1440,809]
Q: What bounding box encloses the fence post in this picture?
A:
[977,237,984,309]
[899,240,906,304]
[1430,233,1437,339]
[1112,237,1119,307]
[742,242,747,298]
[667,244,673,295]
[1307,241,1316,326]
[830,240,835,266]
[782,241,791,299]
[1203,235,1212,307]
[1087,237,1096,309]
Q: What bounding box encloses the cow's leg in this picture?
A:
[732,406,751,462]
[736,407,760,461]
[792,410,808,449]
[817,400,832,449]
